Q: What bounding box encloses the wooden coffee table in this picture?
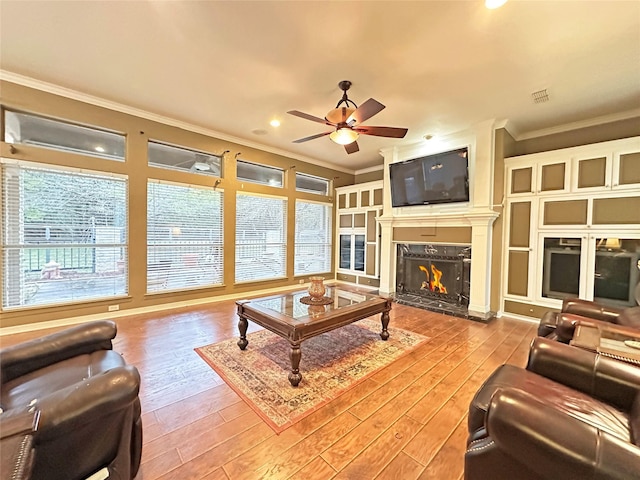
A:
[236,286,392,386]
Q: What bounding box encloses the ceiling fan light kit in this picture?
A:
[287,80,408,154]
[330,128,359,145]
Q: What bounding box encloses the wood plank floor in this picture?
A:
[1,295,537,480]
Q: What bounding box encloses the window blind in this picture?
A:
[2,163,128,308]
[294,200,333,275]
[147,181,224,292]
[235,193,287,282]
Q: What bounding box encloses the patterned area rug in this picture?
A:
[195,318,428,433]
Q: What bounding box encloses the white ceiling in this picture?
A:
[1,1,639,172]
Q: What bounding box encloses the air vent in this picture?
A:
[531,89,549,104]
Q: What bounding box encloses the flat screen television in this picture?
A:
[389,147,469,207]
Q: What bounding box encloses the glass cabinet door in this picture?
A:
[354,235,365,271]
[339,235,352,269]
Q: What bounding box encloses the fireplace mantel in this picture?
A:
[377,208,499,228]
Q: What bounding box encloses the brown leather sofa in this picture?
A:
[0,321,142,480]
[538,297,640,341]
[465,337,640,480]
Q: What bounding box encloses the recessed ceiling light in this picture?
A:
[95,146,105,153]
[270,119,281,128]
[252,129,268,135]
[485,0,507,9]
[423,134,434,140]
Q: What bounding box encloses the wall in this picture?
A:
[511,116,640,156]
[489,128,515,312]
[0,81,354,328]
[354,168,383,184]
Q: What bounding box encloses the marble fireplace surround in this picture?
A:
[378,209,499,320]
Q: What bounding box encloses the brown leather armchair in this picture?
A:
[465,337,640,480]
[0,321,142,480]
[538,297,640,341]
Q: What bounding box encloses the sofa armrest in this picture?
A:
[557,314,640,344]
[563,298,624,322]
[554,313,614,343]
[34,365,140,442]
[485,388,640,480]
[0,409,39,439]
[527,337,640,410]
[0,410,38,480]
[0,321,117,384]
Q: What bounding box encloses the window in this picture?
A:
[4,110,125,161]
[235,193,286,282]
[237,160,283,187]
[147,181,223,292]
[294,201,332,275]
[295,172,329,195]
[148,141,222,177]
[2,162,127,308]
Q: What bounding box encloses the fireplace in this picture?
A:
[394,243,472,318]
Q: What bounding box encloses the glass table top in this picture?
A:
[248,286,381,320]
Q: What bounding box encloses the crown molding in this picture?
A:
[354,164,384,175]
[0,70,355,175]
[515,108,640,141]
[494,119,521,139]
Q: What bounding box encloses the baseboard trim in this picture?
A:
[0,282,314,336]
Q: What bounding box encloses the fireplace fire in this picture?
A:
[419,264,448,294]
[395,243,471,318]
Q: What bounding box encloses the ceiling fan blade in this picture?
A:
[344,141,359,154]
[347,98,385,125]
[292,131,332,143]
[354,125,408,138]
[287,110,335,126]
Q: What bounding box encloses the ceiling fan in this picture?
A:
[287,80,408,154]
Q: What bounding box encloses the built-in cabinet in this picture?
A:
[503,137,640,318]
[335,181,383,287]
